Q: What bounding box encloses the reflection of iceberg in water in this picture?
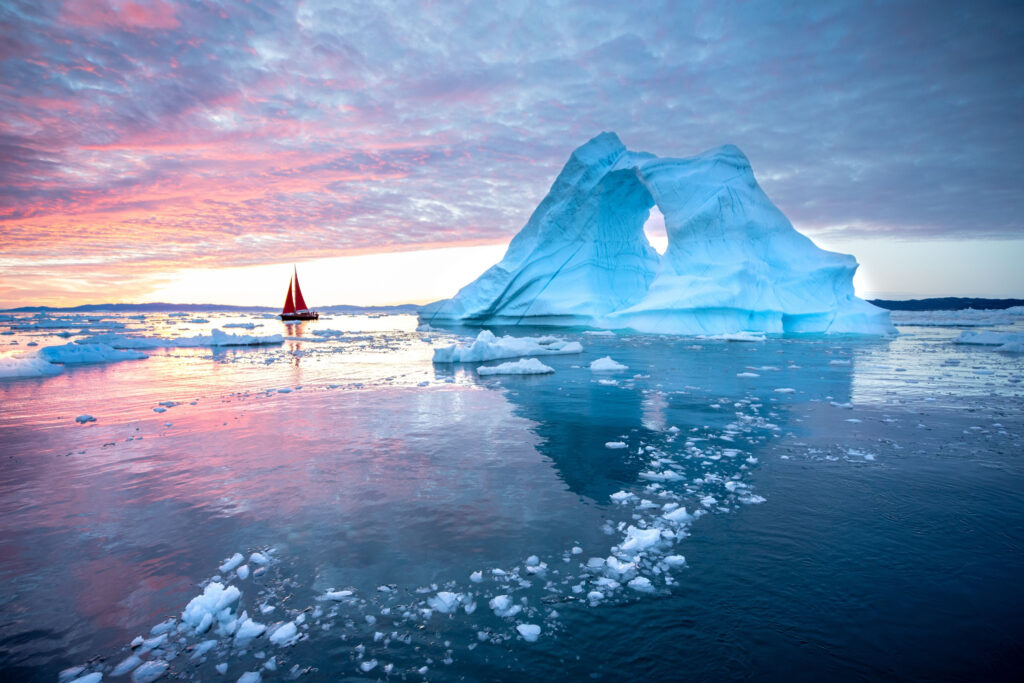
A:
[448,331,860,503]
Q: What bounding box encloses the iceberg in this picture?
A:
[421,132,894,336]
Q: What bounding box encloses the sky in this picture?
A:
[1,0,1022,308]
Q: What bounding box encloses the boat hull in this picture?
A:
[279,312,319,321]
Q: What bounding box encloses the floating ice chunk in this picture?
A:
[181,582,241,635]
[190,639,218,660]
[610,491,635,503]
[469,571,483,583]
[663,555,687,566]
[590,356,628,371]
[268,621,298,646]
[605,441,628,449]
[700,332,766,342]
[216,663,228,675]
[427,592,463,613]
[476,358,555,376]
[69,674,103,683]
[59,666,87,682]
[0,354,63,379]
[627,576,655,593]
[488,595,522,618]
[235,617,266,640]
[75,414,96,424]
[236,565,250,580]
[237,673,261,683]
[619,526,662,554]
[774,387,796,394]
[219,553,244,573]
[955,330,1024,349]
[360,660,378,672]
[130,660,168,683]
[249,552,269,565]
[40,343,146,364]
[516,624,541,642]
[320,589,353,601]
[112,654,142,676]
[153,407,166,413]
[433,330,582,363]
[736,372,760,378]
[662,507,694,524]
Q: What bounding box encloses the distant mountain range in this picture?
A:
[2,298,1021,314]
[868,298,1024,311]
[2,302,421,314]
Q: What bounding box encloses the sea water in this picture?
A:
[0,310,1022,681]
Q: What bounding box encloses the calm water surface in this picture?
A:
[0,312,1022,681]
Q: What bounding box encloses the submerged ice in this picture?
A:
[422,132,893,336]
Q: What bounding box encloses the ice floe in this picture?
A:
[590,356,628,371]
[39,343,147,364]
[433,330,582,363]
[477,358,555,376]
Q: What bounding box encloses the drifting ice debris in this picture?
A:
[421,132,894,335]
[516,624,541,642]
[477,358,555,376]
[219,553,245,573]
[433,330,581,363]
[75,414,96,424]
[269,621,299,646]
[40,343,147,364]
[489,595,522,618]
[590,356,628,371]
[130,660,168,683]
[0,354,63,379]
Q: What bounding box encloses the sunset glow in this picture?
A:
[2,0,1022,308]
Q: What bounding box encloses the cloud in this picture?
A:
[1,0,1022,304]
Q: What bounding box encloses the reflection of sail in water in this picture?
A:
[452,334,859,503]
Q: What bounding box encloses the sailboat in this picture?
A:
[279,266,319,321]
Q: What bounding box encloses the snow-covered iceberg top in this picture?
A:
[421,132,894,336]
[432,330,582,363]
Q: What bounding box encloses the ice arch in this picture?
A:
[422,133,894,335]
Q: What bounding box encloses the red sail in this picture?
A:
[292,267,309,311]
[281,277,296,315]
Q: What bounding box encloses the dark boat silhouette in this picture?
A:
[279,266,319,321]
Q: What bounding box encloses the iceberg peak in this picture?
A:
[423,133,893,336]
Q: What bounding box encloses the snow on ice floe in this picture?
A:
[421,132,893,335]
[0,353,64,379]
[477,358,555,376]
[590,356,628,371]
[433,330,582,363]
[954,330,1024,352]
[39,343,147,364]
